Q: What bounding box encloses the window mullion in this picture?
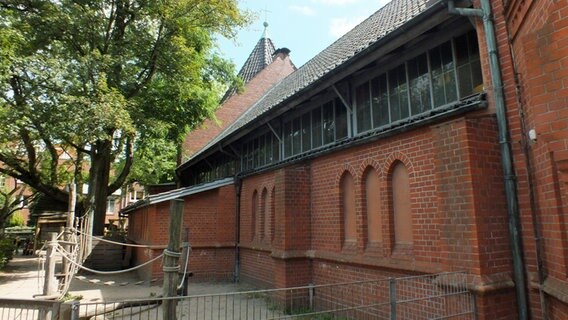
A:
[386,71,392,124]
[368,81,374,128]
[352,86,358,134]
[405,62,411,117]
[426,50,435,110]
[451,38,460,99]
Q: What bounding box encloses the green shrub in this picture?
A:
[0,238,15,269]
[6,213,25,227]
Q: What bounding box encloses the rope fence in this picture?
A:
[54,245,165,275]
[35,213,189,298]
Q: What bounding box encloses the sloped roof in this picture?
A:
[238,36,276,83]
[181,0,436,169]
[121,178,234,214]
[221,36,276,103]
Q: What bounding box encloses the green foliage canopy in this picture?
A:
[0,0,249,233]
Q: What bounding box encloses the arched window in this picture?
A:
[251,190,258,241]
[341,173,357,243]
[392,162,412,246]
[365,169,382,244]
[270,187,276,242]
[260,188,267,240]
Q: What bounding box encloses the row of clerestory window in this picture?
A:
[191,30,482,185]
[241,30,482,168]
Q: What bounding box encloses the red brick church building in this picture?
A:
[124,0,568,318]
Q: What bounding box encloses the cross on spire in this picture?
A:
[261,6,271,38]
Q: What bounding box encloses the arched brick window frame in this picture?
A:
[384,152,414,255]
[260,188,268,241]
[251,190,258,241]
[362,165,383,248]
[270,187,276,242]
[339,170,357,247]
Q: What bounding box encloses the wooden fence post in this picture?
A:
[162,199,184,320]
[63,183,76,282]
[43,232,58,297]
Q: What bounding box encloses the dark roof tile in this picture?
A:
[184,0,431,166]
[221,36,276,103]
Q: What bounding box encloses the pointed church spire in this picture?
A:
[219,22,276,103]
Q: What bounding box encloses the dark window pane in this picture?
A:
[252,139,258,168]
[356,82,372,132]
[389,64,409,121]
[408,53,431,115]
[458,64,473,97]
[312,108,322,148]
[322,102,335,145]
[259,135,266,166]
[468,31,480,58]
[371,74,389,127]
[292,117,301,155]
[272,132,280,162]
[266,134,273,163]
[284,121,292,158]
[248,141,254,169]
[455,31,482,97]
[430,41,457,106]
[335,98,348,139]
[302,113,311,152]
[455,33,469,67]
[242,143,248,170]
[471,59,483,93]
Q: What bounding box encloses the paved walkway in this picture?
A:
[0,253,166,301]
[0,254,248,302]
[0,255,45,299]
[0,254,269,319]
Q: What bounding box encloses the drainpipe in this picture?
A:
[506,25,549,320]
[445,1,528,319]
[234,175,242,283]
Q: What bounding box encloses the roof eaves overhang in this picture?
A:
[177,0,448,175]
[121,177,234,214]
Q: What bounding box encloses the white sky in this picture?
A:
[216,0,390,70]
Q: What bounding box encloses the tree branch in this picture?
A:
[127,20,164,98]
[107,135,133,195]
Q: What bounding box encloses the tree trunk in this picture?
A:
[89,141,112,235]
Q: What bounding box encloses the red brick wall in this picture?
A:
[549,297,568,319]
[239,171,277,286]
[182,55,296,159]
[495,0,568,317]
[235,114,515,318]
[181,185,236,282]
[309,127,444,271]
[128,185,237,282]
[239,166,313,289]
[240,248,274,288]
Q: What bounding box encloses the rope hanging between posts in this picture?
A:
[72,228,164,249]
[177,243,192,290]
[55,245,165,275]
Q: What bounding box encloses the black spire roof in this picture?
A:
[221,26,276,103]
[237,36,276,83]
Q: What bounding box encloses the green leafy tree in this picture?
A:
[0,0,248,234]
[0,183,33,229]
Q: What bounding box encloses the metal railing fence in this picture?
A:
[75,272,475,320]
[0,298,61,320]
[0,272,474,319]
